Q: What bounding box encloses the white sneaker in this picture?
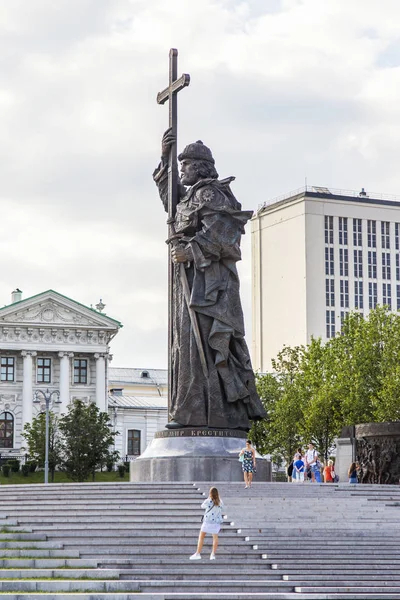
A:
[189,552,201,560]
[210,553,216,560]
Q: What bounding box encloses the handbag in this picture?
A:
[201,503,214,523]
[239,454,244,462]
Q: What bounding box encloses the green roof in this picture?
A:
[0,289,123,327]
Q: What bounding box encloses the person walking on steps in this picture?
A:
[239,439,256,488]
[348,462,359,484]
[190,487,224,561]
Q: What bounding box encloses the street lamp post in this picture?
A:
[33,389,61,484]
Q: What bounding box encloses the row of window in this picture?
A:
[327,217,399,249]
[0,410,142,453]
[1,358,88,384]
[326,279,400,310]
[326,248,400,280]
[326,284,400,338]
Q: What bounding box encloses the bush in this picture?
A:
[8,459,20,473]
[1,464,11,477]
[21,464,30,477]
[106,461,114,473]
[27,461,37,473]
[118,464,126,478]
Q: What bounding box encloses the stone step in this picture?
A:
[118,569,283,580]
[137,580,295,593]
[0,568,120,579]
[61,538,244,547]
[0,498,203,506]
[259,549,400,557]
[0,534,47,541]
[0,595,339,600]
[0,559,99,568]
[98,558,271,568]
[295,587,400,595]
[271,560,400,569]
[31,524,230,532]
[0,550,80,558]
[2,508,203,516]
[0,542,64,549]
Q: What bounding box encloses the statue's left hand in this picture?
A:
[171,245,193,264]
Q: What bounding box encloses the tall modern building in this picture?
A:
[251,185,400,372]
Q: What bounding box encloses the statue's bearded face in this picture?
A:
[180,159,199,186]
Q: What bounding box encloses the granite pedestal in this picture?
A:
[130,428,271,482]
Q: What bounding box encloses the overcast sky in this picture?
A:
[1,0,400,368]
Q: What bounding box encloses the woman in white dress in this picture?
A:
[189,487,224,561]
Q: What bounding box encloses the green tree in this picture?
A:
[58,400,118,482]
[251,346,304,462]
[297,338,341,460]
[22,412,62,482]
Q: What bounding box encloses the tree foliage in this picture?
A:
[251,306,400,461]
[58,400,118,482]
[22,412,62,482]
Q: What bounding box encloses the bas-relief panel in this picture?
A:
[0,301,113,328]
[0,327,108,345]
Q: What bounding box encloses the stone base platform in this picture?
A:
[130,428,272,482]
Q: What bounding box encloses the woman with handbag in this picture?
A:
[239,439,256,488]
[190,487,224,561]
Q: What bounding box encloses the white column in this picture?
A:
[58,352,73,414]
[94,353,106,412]
[21,350,37,430]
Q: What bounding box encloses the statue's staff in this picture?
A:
[157,49,208,410]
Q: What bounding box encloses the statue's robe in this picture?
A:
[154,163,266,430]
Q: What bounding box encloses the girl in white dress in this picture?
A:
[189,487,224,561]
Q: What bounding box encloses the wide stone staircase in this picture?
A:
[0,480,399,598]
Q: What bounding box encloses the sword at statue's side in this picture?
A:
[157,48,209,380]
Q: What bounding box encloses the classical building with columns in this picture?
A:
[0,289,122,452]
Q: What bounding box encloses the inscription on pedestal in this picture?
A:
[155,428,247,439]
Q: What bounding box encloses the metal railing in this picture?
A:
[257,185,400,213]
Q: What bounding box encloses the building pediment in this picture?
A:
[0,290,121,331]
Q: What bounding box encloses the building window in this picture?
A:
[339,248,348,277]
[325,279,335,307]
[0,357,15,382]
[324,216,334,245]
[37,358,51,384]
[74,359,88,384]
[354,280,364,310]
[383,283,392,308]
[397,254,400,281]
[381,221,390,249]
[396,223,400,251]
[382,252,391,280]
[369,282,378,309]
[338,217,348,245]
[325,247,334,275]
[340,280,349,308]
[353,218,362,247]
[0,412,14,448]
[354,250,363,278]
[368,251,377,279]
[367,220,376,248]
[326,310,335,339]
[127,429,141,456]
[397,284,400,310]
[340,311,350,329]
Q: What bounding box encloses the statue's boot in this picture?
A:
[165,420,184,429]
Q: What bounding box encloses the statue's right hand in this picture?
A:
[161,127,176,160]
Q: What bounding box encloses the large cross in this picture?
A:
[157,48,190,219]
[157,49,191,417]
